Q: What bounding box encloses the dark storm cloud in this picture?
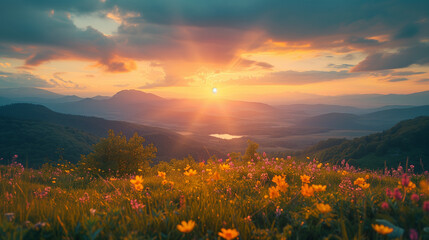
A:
[1,0,429,76]
[351,44,429,72]
[0,1,132,71]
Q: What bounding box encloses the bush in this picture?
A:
[80,130,156,176]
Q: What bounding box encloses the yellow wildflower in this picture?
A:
[317,163,323,168]
[130,176,143,185]
[359,182,370,189]
[220,164,230,171]
[184,169,197,176]
[276,182,289,193]
[316,203,332,214]
[272,175,285,185]
[365,174,370,180]
[162,180,168,185]
[211,171,221,181]
[372,224,393,235]
[218,228,239,240]
[301,184,314,197]
[199,162,205,168]
[420,180,429,195]
[158,171,166,179]
[300,175,311,184]
[134,183,144,191]
[312,184,327,192]
[184,165,191,171]
[269,186,280,199]
[177,220,195,233]
[354,178,366,186]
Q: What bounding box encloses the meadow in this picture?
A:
[1,154,429,239]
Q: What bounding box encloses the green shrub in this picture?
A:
[80,130,156,176]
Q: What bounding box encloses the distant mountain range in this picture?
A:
[305,116,429,170]
[0,104,221,167]
[1,87,429,153]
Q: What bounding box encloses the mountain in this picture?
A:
[0,87,64,99]
[0,104,222,166]
[296,105,429,131]
[0,87,83,104]
[0,117,99,167]
[309,91,429,108]
[50,89,279,135]
[305,116,429,170]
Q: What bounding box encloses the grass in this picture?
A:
[1,155,429,239]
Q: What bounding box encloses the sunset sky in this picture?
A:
[1,0,429,102]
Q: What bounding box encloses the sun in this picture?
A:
[212,87,217,94]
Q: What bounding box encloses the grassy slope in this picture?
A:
[1,156,428,239]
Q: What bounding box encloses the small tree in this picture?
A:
[242,140,259,162]
[80,130,157,176]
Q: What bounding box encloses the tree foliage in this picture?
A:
[80,130,157,176]
[242,140,259,162]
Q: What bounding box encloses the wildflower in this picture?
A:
[199,162,205,168]
[317,163,322,168]
[354,177,369,189]
[409,229,418,240]
[272,175,285,185]
[354,178,365,186]
[381,202,389,210]
[386,188,392,198]
[184,165,191,171]
[420,180,429,195]
[269,186,280,199]
[220,164,230,171]
[130,199,145,211]
[276,181,289,192]
[401,174,410,187]
[312,184,327,192]
[130,176,143,185]
[158,171,166,179]
[162,180,168,185]
[393,188,402,200]
[218,228,239,240]
[316,203,332,214]
[423,201,429,212]
[275,206,283,217]
[372,224,393,235]
[211,171,221,181]
[411,193,419,203]
[301,184,314,197]
[300,175,311,184]
[90,208,96,216]
[365,174,370,180]
[177,220,196,233]
[184,169,197,176]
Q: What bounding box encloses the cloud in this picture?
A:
[388,78,408,82]
[229,70,360,85]
[48,72,85,89]
[327,63,354,69]
[351,44,429,72]
[391,71,425,76]
[416,78,429,83]
[0,70,54,88]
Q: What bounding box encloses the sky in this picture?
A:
[0,0,429,102]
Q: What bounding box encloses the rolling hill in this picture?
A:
[305,116,429,170]
[0,104,222,166]
[0,117,99,167]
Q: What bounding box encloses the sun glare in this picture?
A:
[212,87,217,94]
